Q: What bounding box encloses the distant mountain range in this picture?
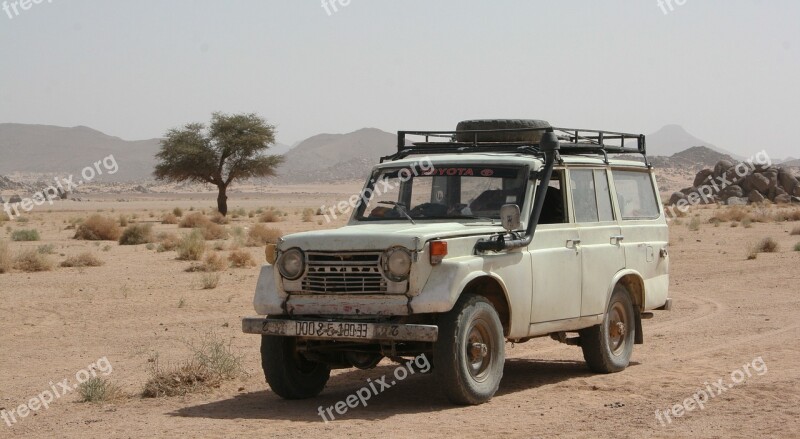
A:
[1,123,790,187]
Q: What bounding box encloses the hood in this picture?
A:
[278,222,505,252]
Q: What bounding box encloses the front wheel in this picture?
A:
[579,286,636,373]
[435,294,505,405]
[261,335,331,399]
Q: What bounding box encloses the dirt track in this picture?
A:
[1,195,799,439]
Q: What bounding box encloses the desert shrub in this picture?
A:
[37,244,55,254]
[179,212,210,228]
[258,210,281,223]
[730,222,739,228]
[74,215,121,241]
[15,217,29,223]
[119,224,154,245]
[189,333,245,379]
[755,237,779,253]
[794,242,800,252]
[173,207,184,217]
[186,252,227,272]
[790,226,800,236]
[787,209,800,222]
[141,362,220,398]
[246,224,281,247]
[118,214,129,227]
[11,229,40,241]
[201,272,221,289]
[688,217,701,232]
[66,217,84,230]
[212,241,226,251]
[77,377,123,403]
[0,240,11,274]
[228,249,256,268]
[0,212,9,222]
[177,230,205,261]
[156,233,180,252]
[199,222,228,240]
[210,212,229,225]
[161,213,179,224]
[711,206,749,223]
[60,252,104,268]
[13,249,54,272]
[302,208,316,222]
[742,218,753,228]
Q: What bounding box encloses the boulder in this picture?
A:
[718,185,744,201]
[726,197,748,206]
[750,173,770,193]
[713,160,734,178]
[693,169,714,188]
[748,190,765,203]
[779,169,798,193]
[775,194,792,204]
[668,192,687,205]
[795,186,800,197]
[680,187,694,195]
[763,169,779,190]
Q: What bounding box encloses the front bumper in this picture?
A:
[242,317,438,342]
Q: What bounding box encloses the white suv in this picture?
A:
[242,119,671,405]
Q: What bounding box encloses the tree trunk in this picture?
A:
[217,184,228,216]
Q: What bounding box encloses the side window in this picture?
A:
[539,170,568,224]
[594,169,615,222]
[570,169,599,223]
[612,170,660,220]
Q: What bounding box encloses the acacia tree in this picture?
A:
[154,113,283,216]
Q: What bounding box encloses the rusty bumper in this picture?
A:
[242,317,438,342]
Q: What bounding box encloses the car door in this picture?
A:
[568,168,626,317]
[529,169,583,324]
[610,169,670,309]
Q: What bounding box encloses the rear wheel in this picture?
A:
[261,335,331,399]
[435,294,505,405]
[579,286,636,373]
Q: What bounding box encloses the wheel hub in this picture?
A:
[468,342,488,361]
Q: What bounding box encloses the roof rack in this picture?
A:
[383,127,649,167]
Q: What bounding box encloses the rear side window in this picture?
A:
[612,170,660,220]
[569,169,615,223]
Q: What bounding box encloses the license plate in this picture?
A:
[262,320,369,339]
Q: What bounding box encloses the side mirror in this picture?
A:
[500,204,521,231]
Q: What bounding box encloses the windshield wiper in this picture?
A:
[458,216,497,224]
[378,201,416,225]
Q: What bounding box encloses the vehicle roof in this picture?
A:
[377,153,649,170]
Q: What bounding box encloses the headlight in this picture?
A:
[277,248,305,280]
[382,247,412,282]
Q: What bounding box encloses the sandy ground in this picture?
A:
[1,188,799,439]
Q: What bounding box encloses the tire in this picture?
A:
[260,335,331,399]
[455,119,551,143]
[435,294,505,405]
[579,286,636,373]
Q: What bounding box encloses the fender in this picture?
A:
[606,268,646,344]
[409,257,514,326]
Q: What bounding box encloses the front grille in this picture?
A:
[301,252,388,294]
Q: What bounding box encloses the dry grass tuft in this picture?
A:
[77,377,124,403]
[755,237,779,253]
[177,230,206,261]
[302,208,316,222]
[210,212,229,225]
[199,222,228,240]
[201,272,221,289]
[11,229,40,241]
[161,213,179,224]
[141,362,220,398]
[258,210,282,223]
[60,252,104,268]
[246,224,282,247]
[791,226,800,236]
[13,249,54,272]
[156,232,180,252]
[179,212,210,228]
[228,249,256,268]
[74,215,121,241]
[119,224,154,246]
[186,251,227,272]
[173,207,184,218]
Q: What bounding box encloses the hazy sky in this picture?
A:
[1,1,798,157]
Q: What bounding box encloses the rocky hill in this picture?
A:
[650,146,736,171]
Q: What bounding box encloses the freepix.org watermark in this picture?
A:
[2,154,119,220]
[664,150,771,222]
[317,353,431,423]
[2,0,53,20]
[655,356,767,426]
[657,0,688,15]
[1,357,113,428]
[319,156,434,223]
[321,0,351,16]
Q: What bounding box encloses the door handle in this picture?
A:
[566,239,581,247]
[610,235,625,244]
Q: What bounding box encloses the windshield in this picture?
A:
[356,165,528,221]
